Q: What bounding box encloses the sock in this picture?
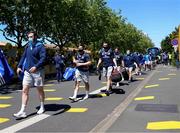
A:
[40,102,44,109]
[19,104,26,113]
[85,91,89,96]
[72,89,78,98]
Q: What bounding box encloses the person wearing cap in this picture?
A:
[14,31,46,118]
[97,42,117,95]
[69,45,92,101]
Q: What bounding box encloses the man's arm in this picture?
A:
[113,58,118,67]
[97,58,102,68]
[34,45,46,69]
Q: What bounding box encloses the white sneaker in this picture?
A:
[83,95,89,100]
[37,108,45,115]
[13,111,27,118]
[69,96,78,101]
[116,83,120,87]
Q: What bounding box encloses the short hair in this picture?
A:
[27,31,37,37]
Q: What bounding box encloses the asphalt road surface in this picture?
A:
[0,65,180,133]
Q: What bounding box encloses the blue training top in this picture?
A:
[18,40,46,71]
[123,54,135,67]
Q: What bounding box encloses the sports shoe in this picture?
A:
[116,83,120,87]
[105,90,110,96]
[69,96,78,102]
[37,108,45,115]
[121,76,124,82]
[83,95,89,100]
[13,111,27,118]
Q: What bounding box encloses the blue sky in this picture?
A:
[107,0,180,47]
[0,0,180,48]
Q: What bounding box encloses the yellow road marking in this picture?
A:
[45,97,63,101]
[102,82,107,84]
[136,78,144,80]
[147,121,180,130]
[0,104,11,108]
[97,94,107,97]
[145,84,159,88]
[79,86,85,88]
[159,78,170,81]
[134,96,154,101]
[67,108,88,112]
[0,96,13,100]
[0,118,10,123]
[168,73,176,76]
[44,84,54,87]
[44,89,56,92]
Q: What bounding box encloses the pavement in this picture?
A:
[0,65,180,132]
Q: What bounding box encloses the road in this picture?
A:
[0,65,180,132]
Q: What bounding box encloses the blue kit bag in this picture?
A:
[63,67,76,81]
[0,49,14,86]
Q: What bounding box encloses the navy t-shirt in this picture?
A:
[75,52,90,72]
[114,52,123,66]
[99,48,114,67]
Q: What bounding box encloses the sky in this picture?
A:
[107,0,180,47]
[0,0,180,48]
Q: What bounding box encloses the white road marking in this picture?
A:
[90,70,156,133]
[0,114,50,133]
[0,85,106,132]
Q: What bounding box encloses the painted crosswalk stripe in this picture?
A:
[168,73,176,76]
[0,104,11,108]
[67,108,88,112]
[44,89,56,92]
[0,86,106,133]
[0,114,49,133]
[0,96,13,100]
[45,97,63,101]
[96,94,107,97]
[147,121,180,130]
[44,84,53,87]
[159,78,170,81]
[79,86,85,88]
[134,96,155,101]
[145,84,159,88]
[136,78,144,80]
[102,82,107,84]
[0,118,10,124]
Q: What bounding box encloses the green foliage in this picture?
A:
[161,27,178,52]
[0,0,154,54]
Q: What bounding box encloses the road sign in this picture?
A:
[171,38,178,46]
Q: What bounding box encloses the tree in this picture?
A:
[0,0,31,47]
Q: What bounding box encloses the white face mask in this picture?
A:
[28,38,33,42]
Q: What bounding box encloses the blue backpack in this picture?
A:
[0,49,14,86]
[63,67,76,81]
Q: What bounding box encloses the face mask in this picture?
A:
[28,38,33,43]
[103,47,109,51]
[78,49,84,54]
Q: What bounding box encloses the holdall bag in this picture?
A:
[63,67,76,81]
[111,69,122,82]
[0,49,14,86]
